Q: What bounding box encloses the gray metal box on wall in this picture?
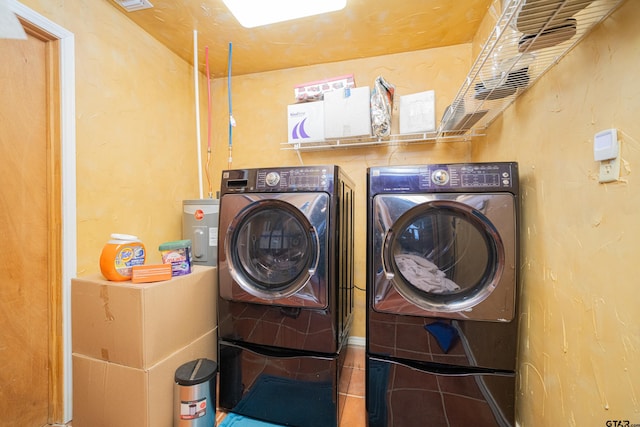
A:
[182,199,219,267]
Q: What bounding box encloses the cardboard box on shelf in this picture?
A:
[293,74,355,103]
[287,101,325,143]
[399,90,436,134]
[72,329,217,427]
[324,86,372,139]
[72,265,216,369]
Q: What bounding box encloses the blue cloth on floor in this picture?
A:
[424,321,459,353]
[218,412,285,427]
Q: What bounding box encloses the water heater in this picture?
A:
[182,199,219,267]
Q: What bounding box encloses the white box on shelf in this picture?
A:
[324,86,371,139]
[287,101,325,144]
[399,90,436,134]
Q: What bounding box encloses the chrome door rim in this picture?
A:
[381,199,505,313]
[225,198,320,300]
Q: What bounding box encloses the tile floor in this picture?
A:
[337,345,367,427]
[216,344,367,427]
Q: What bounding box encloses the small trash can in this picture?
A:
[174,358,217,427]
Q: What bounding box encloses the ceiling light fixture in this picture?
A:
[222,0,346,28]
[114,0,153,12]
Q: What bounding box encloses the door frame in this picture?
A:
[10,1,77,423]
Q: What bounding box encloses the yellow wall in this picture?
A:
[22,0,206,275]
[471,1,640,425]
[21,0,639,425]
[207,44,474,338]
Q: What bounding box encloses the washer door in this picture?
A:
[219,193,328,308]
[372,193,516,321]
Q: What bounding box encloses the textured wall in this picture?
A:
[472,1,640,425]
[21,0,204,274]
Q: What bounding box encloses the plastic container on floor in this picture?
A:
[174,358,217,427]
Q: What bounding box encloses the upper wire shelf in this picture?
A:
[283,0,626,151]
[437,0,627,135]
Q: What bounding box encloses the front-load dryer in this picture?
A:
[219,191,329,309]
[366,162,520,427]
[218,165,355,427]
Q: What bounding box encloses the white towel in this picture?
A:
[395,254,460,294]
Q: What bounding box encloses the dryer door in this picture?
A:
[219,193,329,308]
[371,193,516,321]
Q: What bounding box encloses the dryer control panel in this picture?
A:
[369,162,518,194]
[221,165,337,194]
[257,167,332,191]
[426,163,513,189]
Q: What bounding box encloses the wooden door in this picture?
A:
[0,25,62,426]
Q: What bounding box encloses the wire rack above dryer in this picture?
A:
[437,0,627,136]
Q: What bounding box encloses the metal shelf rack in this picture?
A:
[280,129,484,152]
[437,0,626,134]
[284,0,626,152]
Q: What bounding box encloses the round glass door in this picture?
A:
[382,200,504,313]
[226,199,319,299]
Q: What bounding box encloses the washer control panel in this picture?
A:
[369,162,518,194]
[427,164,511,188]
[221,166,338,194]
[256,167,332,191]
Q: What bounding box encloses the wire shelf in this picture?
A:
[437,0,627,135]
[280,129,484,151]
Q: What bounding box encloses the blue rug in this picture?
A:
[230,374,336,427]
[219,412,284,427]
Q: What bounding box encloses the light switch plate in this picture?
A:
[599,156,620,183]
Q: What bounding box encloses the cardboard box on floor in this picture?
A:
[72,265,216,369]
[72,329,217,427]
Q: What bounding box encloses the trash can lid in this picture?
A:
[175,358,217,386]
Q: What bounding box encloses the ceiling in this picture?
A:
[108,0,493,78]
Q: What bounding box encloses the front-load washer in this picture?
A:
[217,165,355,427]
[366,162,520,427]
